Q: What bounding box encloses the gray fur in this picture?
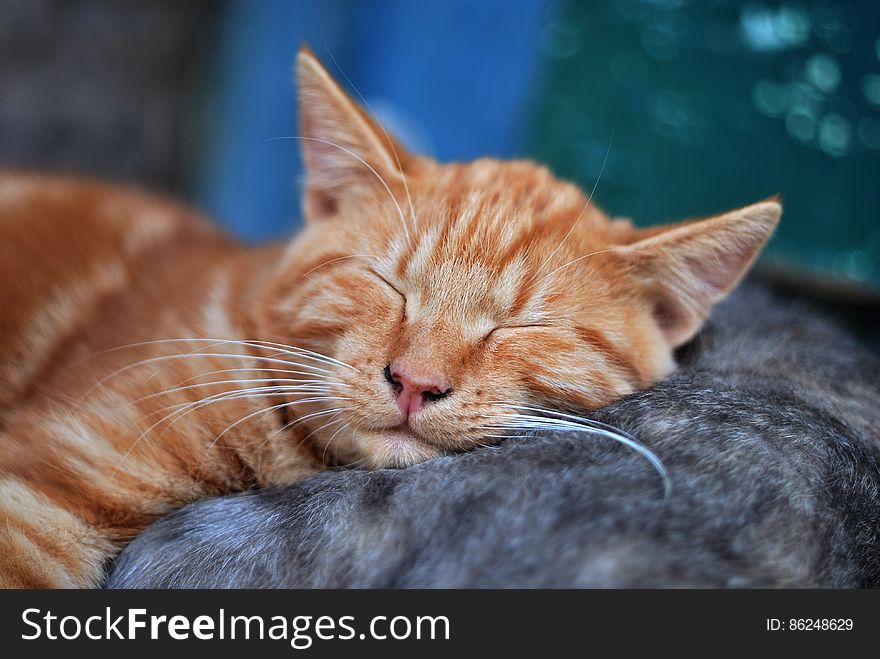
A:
[106,284,880,588]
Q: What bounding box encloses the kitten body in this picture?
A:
[0,50,778,587]
[108,285,880,588]
[0,175,307,586]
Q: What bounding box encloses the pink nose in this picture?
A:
[384,365,450,418]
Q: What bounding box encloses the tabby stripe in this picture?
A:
[575,325,642,387]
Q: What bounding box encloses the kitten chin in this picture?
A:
[352,429,445,469]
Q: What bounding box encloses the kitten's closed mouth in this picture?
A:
[366,426,445,468]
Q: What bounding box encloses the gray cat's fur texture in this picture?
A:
[106,284,880,588]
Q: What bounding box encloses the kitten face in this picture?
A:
[255,49,781,469]
[262,161,668,467]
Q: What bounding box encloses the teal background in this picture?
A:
[529,0,880,290]
[195,0,879,291]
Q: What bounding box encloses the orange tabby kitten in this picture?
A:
[0,48,779,587]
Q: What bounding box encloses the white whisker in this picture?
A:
[112,391,347,478]
[539,248,618,285]
[195,403,347,480]
[138,378,343,402]
[124,352,339,381]
[176,367,347,384]
[537,128,614,276]
[79,352,333,406]
[261,408,346,451]
[321,420,353,464]
[291,413,347,455]
[266,135,411,242]
[84,337,358,383]
[148,388,346,423]
[298,254,379,280]
[323,44,418,230]
[485,402,671,498]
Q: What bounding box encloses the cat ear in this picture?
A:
[616,199,781,347]
[295,46,411,221]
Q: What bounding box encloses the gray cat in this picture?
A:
[106,283,880,588]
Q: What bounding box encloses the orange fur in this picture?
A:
[0,49,779,587]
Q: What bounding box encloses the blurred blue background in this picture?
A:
[193,0,550,242]
[0,0,878,295]
[192,0,880,295]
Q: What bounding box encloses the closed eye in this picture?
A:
[370,270,406,302]
[483,324,553,341]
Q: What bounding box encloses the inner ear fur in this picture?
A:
[295,46,413,221]
[614,199,781,347]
